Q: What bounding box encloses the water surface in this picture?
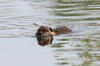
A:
[0,0,100,66]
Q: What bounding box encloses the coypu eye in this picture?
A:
[43,29,49,32]
[47,30,49,32]
[45,30,49,32]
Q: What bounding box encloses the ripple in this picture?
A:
[0,0,100,66]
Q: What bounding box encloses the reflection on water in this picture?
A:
[0,0,100,66]
[36,36,53,46]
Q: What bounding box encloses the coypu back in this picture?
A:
[52,26,72,35]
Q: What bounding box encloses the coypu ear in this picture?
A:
[49,27,52,32]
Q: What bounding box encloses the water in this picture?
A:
[0,0,100,66]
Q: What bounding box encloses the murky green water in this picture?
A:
[0,0,100,66]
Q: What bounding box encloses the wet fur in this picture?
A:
[36,26,72,37]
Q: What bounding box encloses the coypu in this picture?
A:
[36,26,72,37]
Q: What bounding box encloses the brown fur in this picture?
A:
[52,26,72,35]
[36,26,72,37]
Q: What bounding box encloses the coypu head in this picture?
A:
[36,26,55,37]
